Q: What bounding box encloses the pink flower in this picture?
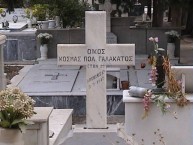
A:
[154,37,158,43]
[149,37,154,41]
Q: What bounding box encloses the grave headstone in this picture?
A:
[99,0,116,32]
[99,0,117,44]
[0,35,6,90]
[0,8,27,23]
[131,2,143,16]
[57,11,135,128]
[107,32,117,44]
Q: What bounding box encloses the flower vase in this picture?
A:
[37,21,49,29]
[27,19,32,28]
[55,16,60,27]
[167,43,175,58]
[39,44,48,60]
[48,20,56,28]
[152,53,165,94]
[0,128,24,145]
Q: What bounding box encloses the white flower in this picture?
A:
[149,37,154,41]
[165,30,180,38]
[154,37,158,43]
[37,33,53,39]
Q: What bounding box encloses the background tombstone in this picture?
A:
[57,11,135,128]
[0,35,7,90]
[0,8,27,23]
[99,0,117,44]
[130,1,144,16]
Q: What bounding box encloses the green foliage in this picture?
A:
[0,0,23,12]
[47,4,59,19]
[0,110,28,131]
[23,0,48,7]
[29,0,89,28]
[0,88,36,132]
[32,4,48,21]
[163,0,190,9]
[154,96,168,114]
[98,0,105,3]
[52,0,88,28]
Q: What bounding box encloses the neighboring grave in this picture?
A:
[130,0,143,16]
[17,63,80,93]
[0,8,28,31]
[0,8,27,23]
[0,35,6,90]
[99,0,116,32]
[57,11,135,129]
[99,0,117,44]
[0,22,27,31]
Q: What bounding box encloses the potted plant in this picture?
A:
[165,30,180,58]
[0,88,36,145]
[37,33,53,60]
[32,4,49,29]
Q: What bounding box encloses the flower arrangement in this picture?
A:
[0,88,36,132]
[37,33,53,45]
[142,37,189,118]
[165,30,180,43]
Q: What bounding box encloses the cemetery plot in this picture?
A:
[57,11,135,129]
[18,64,80,93]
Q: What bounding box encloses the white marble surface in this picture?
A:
[9,59,128,96]
[28,107,53,122]
[0,8,27,23]
[0,35,6,45]
[25,107,53,145]
[0,35,6,90]
[57,11,135,129]
[49,109,73,145]
[22,28,37,32]
[62,124,130,145]
[17,63,80,93]
[0,22,27,30]
[123,90,193,145]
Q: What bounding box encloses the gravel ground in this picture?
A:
[4,65,23,85]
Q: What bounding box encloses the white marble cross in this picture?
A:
[57,11,135,128]
[99,0,116,32]
[0,35,6,90]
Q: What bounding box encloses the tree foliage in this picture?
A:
[51,0,90,28]
[24,0,90,28]
[0,0,23,12]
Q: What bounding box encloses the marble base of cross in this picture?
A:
[57,11,135,129]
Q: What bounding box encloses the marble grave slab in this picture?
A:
[17,63,80,93]
[0,22,27,31]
